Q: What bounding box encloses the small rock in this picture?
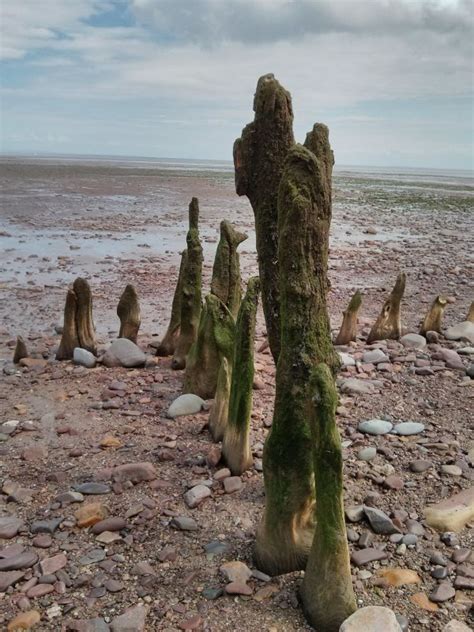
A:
[410,591,439,612]
[110,604,148,632]
[377,568,421,586]
[445,321,474,344]
[340,379,377,395]
[223,477,243,493]
[184,485,211,508]
[357,447,377,461]
[338,352,355,367]
[7,610,41,630]
[351,548,389,566]
[340,606,402,631]
[441,464,463,477]
[225,581,253,595]
[75,503,108,528]
[363,349,389,364]
[30,519,63,535]
[358,419,393,435]
[178,615,203,630]
[429,582,456,602]
[91,517,126,534]
[167,394,205,418]
[393,422,425,436]
[364,506,400,534]
[73,348,96,368]
[443,621,473,632]
[400,334,426,349]
[410,460,433,473]
[112,462,157,484]
[0,550,38,571]
[75,483,111,495]
[102,339,146,368]
[40,553,67,575]
[170,516,198,531]
[220,560,252,583]
[0,516,24,539]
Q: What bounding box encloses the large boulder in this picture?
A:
[102,339,146,368]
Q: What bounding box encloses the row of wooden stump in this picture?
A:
[11,73,473,632]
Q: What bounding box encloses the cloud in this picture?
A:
[131,0,472,48]
[0,0,472,167]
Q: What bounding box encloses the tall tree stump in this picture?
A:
[255,139,339,577]
[300,363,356,631]
[117,284,141,343]
[73,277,97,354]
[222,276,260,474]
[367,273,406,343]
[234,74,294,363]
[172,198,203,370]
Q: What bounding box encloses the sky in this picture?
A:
[0,0,473,169]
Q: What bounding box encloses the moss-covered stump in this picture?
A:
[367,273,406,343]
[208,357,232,442]
[255,142,340,577]
[300,363,356,631]
[211,220,248,319]
[233,74,294,362]
[56,289,79,361]
[13,336,29,364]
[157,250,187,356]
[183,294,235,399]
[172,199,203,370]
[222,276,260,474]
[117,284,141,343]
[335,290,363,345]
[419,295,447,335]
[73,277,97,354]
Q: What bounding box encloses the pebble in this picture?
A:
[223,477,243,493]
[73,348,97,368]
[392,422,425,435]
[452,548,471,563]
[400,333,426,349]
[30,518,63,534]
[75,482,112,495]
[410,460,433,473]
[170,516,198,531]
[364,506,400,534]
[91,517,126,534]
[7,610,41,631]
[340,378,378,395]
[441,464,463,476]
[424,487,474,532]
[362,349,389,364]
[340,606,402,631]
[377,567,421,586]
[429,582,456,602]
[110,603,148,632]
[220,560,252,583]
[40,553,67,575]
[111,462,157,484]
[225,581,253,595]
[0,550,38,571]
[351,548,389,566]
[102,338,146,368]
[357,447,377,461]
[26,583,55,598]
[0,516,24,539]
[75,503,108,528]
[358,419,393,435]
[184,484,212,508]
[167,394,205,418]
[443,621,473,632]
[80,549,106,566]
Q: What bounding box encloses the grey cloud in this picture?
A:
[131,0,472,47]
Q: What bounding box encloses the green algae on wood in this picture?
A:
[300,363,356,631]
[255,141,339,577]
[222,276,260,474]
[183,294,235,399]
[233,74,294,363]
[117,284,141,343]
[172,199,203,370]
[211,220,248,319]
[419,295,447,335]
[208,356,232,442]
[157,250,187,356]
